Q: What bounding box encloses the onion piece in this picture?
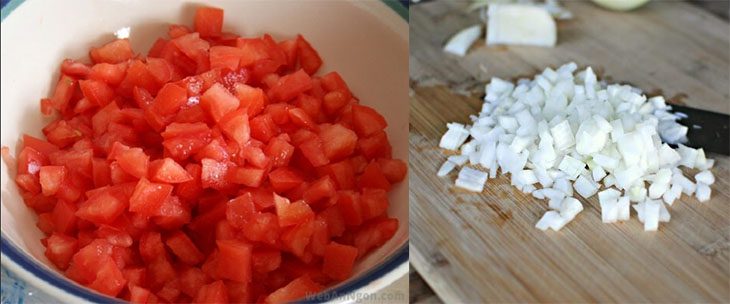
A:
[443,25,483,57]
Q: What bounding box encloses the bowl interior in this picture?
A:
[1,0,408,300]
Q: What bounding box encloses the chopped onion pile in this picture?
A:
[438,62,716,232]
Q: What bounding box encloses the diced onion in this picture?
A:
[436,62,716,232]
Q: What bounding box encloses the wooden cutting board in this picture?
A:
[409,1,730,302]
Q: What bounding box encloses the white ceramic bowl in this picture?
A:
[0,0,409,302]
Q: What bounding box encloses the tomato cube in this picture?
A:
[358,162,391,191]
[296,35,322,75]
[166,231,204,265]
[201,83,240,123]
[268,69,312,102]
[275,194,314,227]
[195,280,229,303]
[76,187,128,224]
[149,158,193,183]
[194,7,224,38]
[319,123,358,161]
[322,242,358,281]
[129,178,173,215]
[268,167,303,192]
[265,275,323,303]
[219,109,250,145]
[39,165,66,196]
[215,240,252,283]
[352,104,387,137]
[90,39,134,64]
[44,233,79,270]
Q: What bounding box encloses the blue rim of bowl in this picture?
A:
[1,0,409,303]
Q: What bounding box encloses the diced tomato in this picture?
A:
[321,72,353,99]
[88,257,127,296]
[178,267,209,298]
[79,79,115,107]
[129,285,153,303]
[89,62,128,86]
[210,46,243,70]
[354,218,398,257]
[319,123,358,161]
[195,280,229,303]
[337,191,363,226]
[268,167,303,192]
[252,248,281,274]
[227,166,265,187]
[50,75,76,112]
[322,242,358,281]
[151,83,188,115]
[265,103,291,125]
[303,176,336,204]
[279,219,315,258]
[52,199,78,234]
[359,162,391,191]
[358,130,392,160]
[219,109,250,145]
[6,8,407,302]
[248,114,277,143]
[37,213,55,235]
[76,186,128,224]
[360,188,389,220]
[39,165,66,196]
[172,32,211,60]
[351,104,387,137]
[194,7,224,38]
[201,83,240,123]
[264,135,294,168]
[165,231,204,265]
[44,233,79,270]
[129,178,173,215]
[265,275,323,303]
[234,83,266,116]
[377,158,407,183]
[90,39,133,64]
[268,69,312,102]
[275,194,314,227]
[288,107,318,131]
[154,195,191,230]
[299,137,329,167]
[147,57,176,84]
[240,212,279,245]
[201,158,232,190]
[296,35,322,75]
[66,239,114,284]
[215,240,252,283]
[115,147,149,179]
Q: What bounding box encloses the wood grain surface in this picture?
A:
[409,1,730,303]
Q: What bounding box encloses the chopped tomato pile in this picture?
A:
[5,6,406,303]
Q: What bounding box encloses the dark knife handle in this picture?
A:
[671,104,730,155]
